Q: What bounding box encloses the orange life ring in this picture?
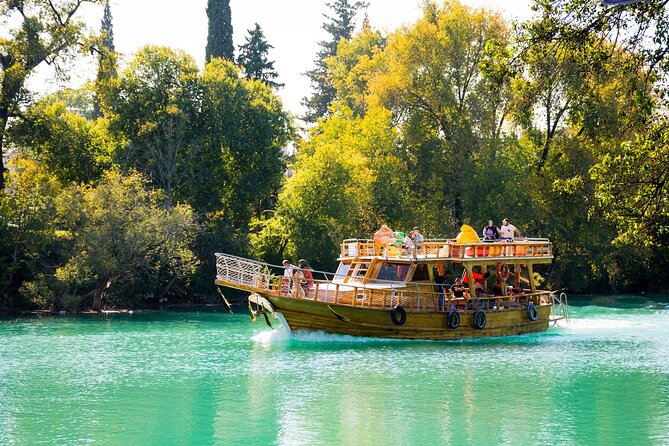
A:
[496,262,510,282]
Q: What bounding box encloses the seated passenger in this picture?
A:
[373,224,395,255]
[482,220,500,241]
[451,278,467,299]
[403,230,415,256]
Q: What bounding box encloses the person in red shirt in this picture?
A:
[298,259,314,292]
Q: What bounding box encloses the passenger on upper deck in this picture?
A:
[499,218,521,240]
[412,227,424,244]
[373,224,395,255]
[482,220,500,241]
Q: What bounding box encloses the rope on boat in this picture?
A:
[328,305,350,323]
[217,287,233,314]
[247,300,257,323]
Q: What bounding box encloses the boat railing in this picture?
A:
[340,238,552,260]
[215,253,553,313]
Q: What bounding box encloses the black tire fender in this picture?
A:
[391,305,407,325]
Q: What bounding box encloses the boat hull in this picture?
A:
[258,294,550,340]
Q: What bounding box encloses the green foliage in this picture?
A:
[326,19,385,116]
[592,123,669,247]
[237,23,282,89]
[205,0,234,62]
[367,0,510,228]
[197,58,293,226]
[0,157,62,310]
[54,170,199,309]
[10,98,114,184]
[252,105,409,270]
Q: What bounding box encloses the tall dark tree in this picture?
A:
[93,0,117,118]
[302,0,367,123]
[205,0,234,62]
[237,24,282,89]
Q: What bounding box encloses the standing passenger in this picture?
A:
[282,259,294,294]
[298,259,314,292]
[499,218,521,240]
[291,267,306,298]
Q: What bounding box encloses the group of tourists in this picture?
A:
[482,218,521,241]
[282,259,314,298]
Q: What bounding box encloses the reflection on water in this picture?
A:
[0,297,668,445]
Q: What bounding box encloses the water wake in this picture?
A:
[251,326,387,344]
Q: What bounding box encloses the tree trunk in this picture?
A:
[91,278,112,310]
[0,102,8,191]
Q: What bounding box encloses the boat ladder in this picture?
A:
[550,292,569,325]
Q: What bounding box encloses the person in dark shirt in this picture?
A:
[482,220,500,241]
[451,278,467,298]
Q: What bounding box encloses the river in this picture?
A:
[1,295,668,445]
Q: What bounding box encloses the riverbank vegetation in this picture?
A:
[1,0,668,312]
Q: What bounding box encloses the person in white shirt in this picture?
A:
[282,260,295,293]
[499,218,521,240]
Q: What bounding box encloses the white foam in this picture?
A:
[251,324,293,345]
[559,310,669,336]
[251,326,386,344]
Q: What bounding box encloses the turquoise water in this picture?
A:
[1,296,668,445]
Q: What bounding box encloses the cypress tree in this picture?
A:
[93,0,117,118]
[206,0,234,62]
[237,24,283,89]
[302,0,367,122]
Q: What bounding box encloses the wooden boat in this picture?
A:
[215,235,568,340]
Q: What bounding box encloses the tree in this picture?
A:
[54,170,198,310]
[326,19,386,117]
[93,0,117,118]
[251,104,408,269]
[366,0,509,228]
[0,157,61,310]
[196,59,293,225]
[108,46,201,207]
[0,0,103,191]
[205,0,234,62]
[302,0,368,122]
[237,23,282,89]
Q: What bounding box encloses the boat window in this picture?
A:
[376,263,410,282]
[411,264,430,281]
[334,262,351,281]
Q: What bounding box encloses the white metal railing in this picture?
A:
[215,253,271,289]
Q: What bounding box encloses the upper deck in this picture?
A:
[339,238,553,264]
